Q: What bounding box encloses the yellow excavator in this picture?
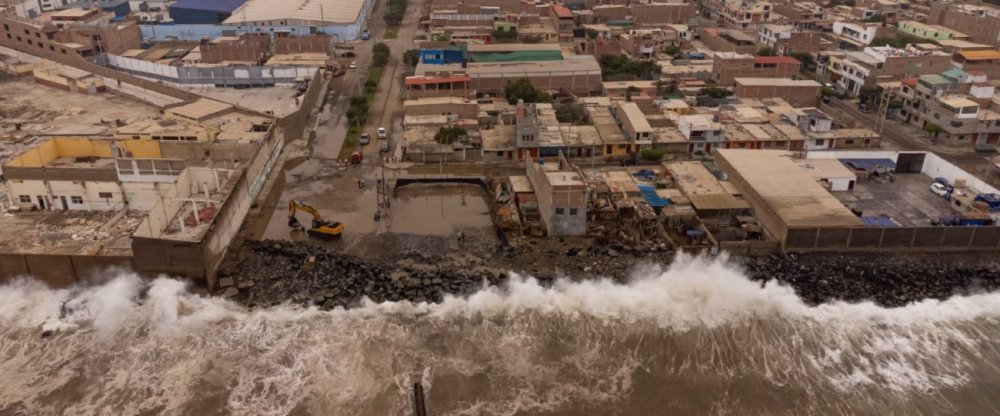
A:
[288,200,344,240]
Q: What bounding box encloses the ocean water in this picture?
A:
[2,254,999,416]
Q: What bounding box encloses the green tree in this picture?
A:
[599,54,663,80]
[640,148,665,161]
[821,87,837,97]
[434,126,467,144]
[757,47,777,56]
[372,42,391,67]
[789,51,816,73]
[699,86,732,99]
[858,86,881,104]
[402,49,420,66]
[504,78,552,104]
[554,103,587,124]
[923,123,942,137]
[662,44,681,56]
[492,27,519,42]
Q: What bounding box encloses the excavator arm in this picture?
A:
[288,200,344,239]
[288,200,324,229]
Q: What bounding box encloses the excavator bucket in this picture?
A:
[288,217,303,229]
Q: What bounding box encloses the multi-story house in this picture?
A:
[927,4,1000,45]
[897,21,969,42]
[699,0,772,29]
[895,69,1000,147]
[771,1,825,30]
[713,52,801,85]
[677,114,725,154]
[821,46,952,95]
[830,21,881,50]
[757,24,825,54]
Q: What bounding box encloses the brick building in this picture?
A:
[273,33,332,55]
[757,24,825,54]
[713,52,801,86]
[0,12,140,58]
[927,4,1000,45]
[698,28,758,54]
[631,2,695,26]
[734,78,821,107]
[199,33,271,64]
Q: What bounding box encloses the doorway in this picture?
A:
[59,196,69,211]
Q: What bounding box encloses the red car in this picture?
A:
[350,150,362,164]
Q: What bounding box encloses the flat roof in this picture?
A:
[795,158,856,180]
[717,149,863,228]
[466,43,562,52]
[734,78,821,87]
[166,98,233,121]
[665,161,726,196]
[617,101,652,133]
[509,175,533,193]
[957,50,1000,60]
[171,0,245,13]
[466,55,600,76]
[753,56,800,65]
[0,210,143,256]
[940,96,979,108]
[223,0,364,24]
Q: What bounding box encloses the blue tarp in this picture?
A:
[862,216,899,227]
[638,184,671,208]
[839,158,897,171]
[633,169,656,181]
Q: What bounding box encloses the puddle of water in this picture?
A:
[384,184,493,236]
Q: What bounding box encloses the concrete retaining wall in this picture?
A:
[0,253,135,287]
[786,226,1000,251]
[276,69,326,141]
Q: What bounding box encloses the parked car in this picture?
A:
[351,150,363,164]
[930,182,949,198]
[620,157,638,167]
[359,133,371,145]
[857,102,873,113]
[348,61,358,69]
[377,127,388,139]
[379,141,389,153]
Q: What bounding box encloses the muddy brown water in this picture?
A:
[3,255,1000,415]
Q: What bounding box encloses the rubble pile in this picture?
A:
[219,240,509,308]
[745,253,1000,307]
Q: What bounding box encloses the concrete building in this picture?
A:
[897,21,968,42]
[821,46,953,95]
[830,21,880,49]
[612,101,653,149]
[677,113,724,155]
[0,10,142,58]
[952,50,1000,80]
[785,107,879,150]
[698,0,772,29]
[895,69,1000,148]
[771,1,825,29]
[698,28,758,54]
[927,4,1000,45]
[715,149,863,245]
[733,78,821,107]
[524,155,588,236]
[198,33,271,64]
[756,24,825,54]
[712,52,800,86]
[0,0,43,18]
[631,2,696,26]
[168,0,246,24]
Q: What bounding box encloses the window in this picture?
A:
[98,192,113,199]
[569,208,578,215]
[70,196,83,204]
[555,208,565,215]
[18,195,30,203]
[23,29,29,35]
[845,139,855,145]
[3,24,9,31]
[814,139,825,146]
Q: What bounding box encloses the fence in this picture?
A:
[785,226,1000,251]
[104,54,318,87]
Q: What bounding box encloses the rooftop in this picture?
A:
[617,101,652,133]
[716,149,863,228]
[466,55,600,76]
[666,161,727,196]
[734,78,821,87]
[166,98,234,121]
[753,56,800,65]
[0,210,143,256]
[222,0,365,24]
[956,50,1000,61]
[170,0,246,13]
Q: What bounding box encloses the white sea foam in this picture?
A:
[0,253,997,415]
